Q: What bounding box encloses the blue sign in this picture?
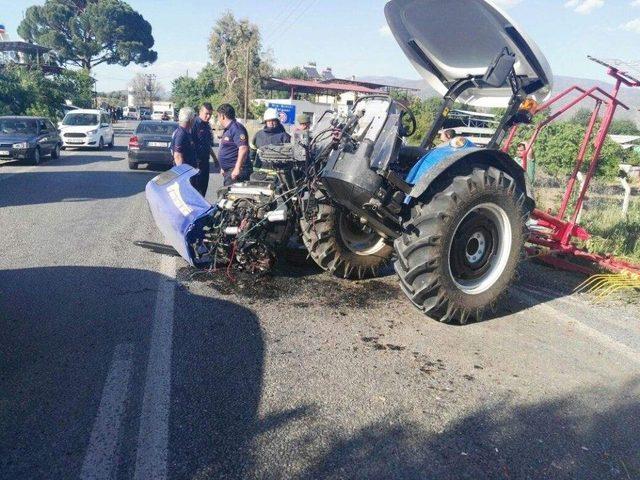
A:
[268,103,296,125]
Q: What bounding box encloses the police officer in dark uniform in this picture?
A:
[216,104,251,186]
[191,102,216,196]
[171,107,197,168]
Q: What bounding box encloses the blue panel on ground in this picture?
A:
[145,165,215,266]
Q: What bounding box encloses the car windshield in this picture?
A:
[136,123,178,135]
[63,114,98,126]
[0,119,38,135]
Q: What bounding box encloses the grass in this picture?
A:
[580,202,640,264]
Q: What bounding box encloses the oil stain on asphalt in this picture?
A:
[176,255,401,310]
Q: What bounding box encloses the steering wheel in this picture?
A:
[399,108,417,138]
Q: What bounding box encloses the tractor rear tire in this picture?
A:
[394,167,527,324]
[301,194,393,280]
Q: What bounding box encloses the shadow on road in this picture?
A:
[294,379,640,480]
[0,170,156,207]
[0,265,285,479]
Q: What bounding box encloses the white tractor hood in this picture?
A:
[384,0,553,107]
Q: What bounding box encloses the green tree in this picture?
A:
[0,66,95,118]
[207,12,273,116]
[273,66,309,80]
[570,107,593,126]
[511,120,624,179]
[407,97,443,145]
[171,64,220,109]
[18,0,157,71]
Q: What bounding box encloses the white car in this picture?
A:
[59,109,115,149]
[151,110,173,121]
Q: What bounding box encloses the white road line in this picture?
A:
[80,343,134,480]
[512,288,640,365]
[134,255,177,480]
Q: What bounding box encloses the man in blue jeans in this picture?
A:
[215,104,251,186]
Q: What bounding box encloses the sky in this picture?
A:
[2,0,640,92]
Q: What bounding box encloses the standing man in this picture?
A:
[517,142,536,185]
[216,104,251,186]
[171,107,197,169]
[292,113,312,148]
[191,102,217,197]
[251,108,291,168]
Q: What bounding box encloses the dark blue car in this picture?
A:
[0,116,62,165]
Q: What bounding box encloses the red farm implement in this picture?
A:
[502,56,640,276]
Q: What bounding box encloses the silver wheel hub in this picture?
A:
[338,211,386,256]
[448,203,512,296]
[465,232,486,264]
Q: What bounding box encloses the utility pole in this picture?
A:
[244,46,250,122]
[144,73,156,108]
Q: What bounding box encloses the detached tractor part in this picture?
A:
[502,56,640,278]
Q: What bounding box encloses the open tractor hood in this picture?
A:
[385,0,553,107]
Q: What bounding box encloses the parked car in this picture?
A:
[127,120,178,170]
[59,109,115,149]
[0,116,62,165]
[123,107,139,120]
[151,110,174,121]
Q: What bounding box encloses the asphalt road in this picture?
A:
[1,121,639,479]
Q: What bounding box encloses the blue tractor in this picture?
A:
[316,0,553,323]
[146,0,553,324]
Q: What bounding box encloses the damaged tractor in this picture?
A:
[146,0,554,323]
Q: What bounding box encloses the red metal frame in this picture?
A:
[502,59,640,275]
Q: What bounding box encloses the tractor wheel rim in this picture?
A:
[338,210,386,256]
[448,202,512,295]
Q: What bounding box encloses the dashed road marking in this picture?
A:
[134,255,177,480]
[80,343,134,480]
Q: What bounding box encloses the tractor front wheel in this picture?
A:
[394,167,527,324]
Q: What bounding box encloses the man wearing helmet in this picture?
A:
[251,107,291,168]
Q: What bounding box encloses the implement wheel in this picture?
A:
[394,167,527,324]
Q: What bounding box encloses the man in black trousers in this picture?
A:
[191,102,217,197]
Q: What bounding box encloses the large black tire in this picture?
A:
[300,196,394,280]
[51,143,61,159]
[128,161,138,170]
[394,167,528,324]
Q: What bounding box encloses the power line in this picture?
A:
[268,0,319,46]
[261,0,306,45]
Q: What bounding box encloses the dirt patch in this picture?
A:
[177,262,402,310]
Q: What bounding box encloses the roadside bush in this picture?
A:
[0,65,94,120]
[511,120,628,179]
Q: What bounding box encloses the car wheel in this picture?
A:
[51,144,61,159]
[32,147,41,165]
[108,135,114,148]
[98,137,104,150]
[128,161,138,170]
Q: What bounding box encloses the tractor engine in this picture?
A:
[191,180,291,273]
